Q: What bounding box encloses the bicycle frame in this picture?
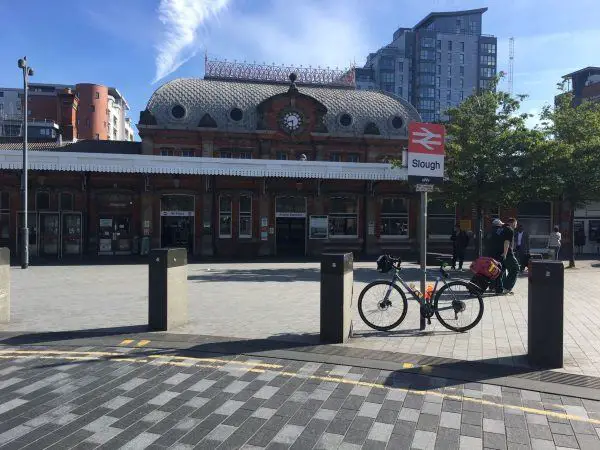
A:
[382,266,448,307]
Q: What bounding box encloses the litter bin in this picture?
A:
[528,260,564,368]
[320,253,354,344]
[148,248,188,331]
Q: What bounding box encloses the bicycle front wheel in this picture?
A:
[358,281,408,331]
[433,281,484,332]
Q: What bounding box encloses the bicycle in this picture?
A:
[357,254,484,333]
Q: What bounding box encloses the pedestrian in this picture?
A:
[548,226,562,260]
[450,223,469,270]
[492,218,519,295]
[575,228,586,255]
[514,223,530,273]
[487,218,506,293]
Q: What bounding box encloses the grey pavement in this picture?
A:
[1,345,600,449]
[5,259,600,376]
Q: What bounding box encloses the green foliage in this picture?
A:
[442,76,535,211]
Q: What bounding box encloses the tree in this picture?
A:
[441,77,539,256]
[533,87,600,267]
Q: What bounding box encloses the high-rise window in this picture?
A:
[481,43,496,54]
[480,55,496,66]
[460,66,465,76]
[437,65,441,75]
[460,79,464,89]
[460,42,465,52]
[447,79,452,88]
[447,53,452,63]
[448,41,453,51]
[459,54,464,64]
[447,66,452,77]
[480,67,495,78]
[421,37,434,48]
[399,61,404,71]
[436,40,441,50]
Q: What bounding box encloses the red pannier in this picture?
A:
[469,257,502,280]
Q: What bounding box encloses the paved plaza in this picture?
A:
[1,345,600,449]
[5,259,600,376]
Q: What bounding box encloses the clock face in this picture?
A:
[281,111,303,132]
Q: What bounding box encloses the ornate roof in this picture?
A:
[0,150,407,180]
[143,78,421,138]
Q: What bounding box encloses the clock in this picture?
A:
[281,111,303,132]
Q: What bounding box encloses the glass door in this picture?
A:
[98,217,114,255]
[113,215,132,254]
[62,212,82,256]
[39,212,60,257]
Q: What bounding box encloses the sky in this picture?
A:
[1,0,599,135]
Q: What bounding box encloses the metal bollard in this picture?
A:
[528,260,564,368]
[320,253,354,344]
[148,248,188,331]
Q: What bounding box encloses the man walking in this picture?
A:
[497,218,520,294]
[451,223,469,270]
[514,223,530,273]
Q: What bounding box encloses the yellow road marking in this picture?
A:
[402,363,414,369]
[119,339,135,346]
[146,354,281,369]
[136,340,151,347]
[1,349,598,425]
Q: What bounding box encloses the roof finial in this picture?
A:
[288,72,298,93]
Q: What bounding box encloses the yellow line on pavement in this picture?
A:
[136,340,151,347]
[146,354,282,368]
[2,349,598,426]
[119,339,135,346]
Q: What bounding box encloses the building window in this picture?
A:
[436,40,441,50]
[448,41,452,51]
[447,52,452,63]
[160,148,175,156]
[459,54,464,64]
[90,105,95,112]
[460,66,465,76]
[460,42,465,51]
[447,66,452,77]
[436,65,441,75]
[239,195,252,238]
[419,49,434,60]
[447,79,452,88]
[480,55,496,66]
[380,198,409,237]
[398,61,404,71]
[460,91,464,101]
[517,202,552,248]
[95,92,100,99]
[347,154,360,163]
[229,108,243,121]
[60,192,73,211]
[481,43,496,54]
[397,86,403,97]
[460,79,464,89]
[428,200,455,238]
[380,71,394,83]
[329,153,342,162]
[480,67,495,78]
[219,196,232,238]
[275,151,288,160]
[220,151,232,158]
[181,150,195,157]
[421,37,434,48]
[329,197,358,237]
[36,191,50,211]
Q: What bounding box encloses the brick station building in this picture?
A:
[0,61,568,261]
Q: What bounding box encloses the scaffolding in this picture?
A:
[204,56,355,87]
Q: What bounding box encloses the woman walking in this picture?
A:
[548,226,562,260]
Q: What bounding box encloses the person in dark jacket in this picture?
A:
[451,223,470,270]
[575,228,586,255]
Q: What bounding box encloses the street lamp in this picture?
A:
[17,57,33,269]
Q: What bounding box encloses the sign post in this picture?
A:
[408,122,446,331]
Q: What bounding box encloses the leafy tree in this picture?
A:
[440,77,538,256]
[533,87,600,267]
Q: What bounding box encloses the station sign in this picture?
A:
[407,122,446,185]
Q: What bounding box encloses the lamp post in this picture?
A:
[17,57,33,269]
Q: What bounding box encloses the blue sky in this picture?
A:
[1,0,599,134]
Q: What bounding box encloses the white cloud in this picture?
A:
[154,0,231,83]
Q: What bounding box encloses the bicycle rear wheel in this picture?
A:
[358,280,408,331]
[433,281,484,332]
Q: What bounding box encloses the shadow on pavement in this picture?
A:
[188,266,476,284]
[0,325,150,345]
